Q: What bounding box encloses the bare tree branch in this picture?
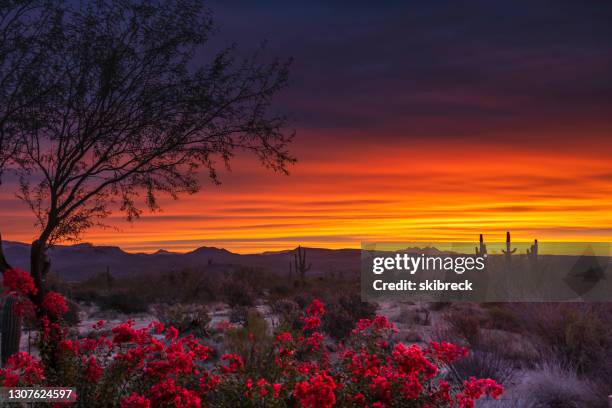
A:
[3,0,295,253]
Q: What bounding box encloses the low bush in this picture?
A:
[516,362,606,408]
[450,350,515,386]
[97,291,149,314]
[229,305,250,325]
[322,295,377,341]
[443,309,482,346]
[64,298,81,327]
[510,303,610,375]
[153,303,211,337]
[486,305,521,333]
[221,280,256,307]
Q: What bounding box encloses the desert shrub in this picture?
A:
[269,298,299,317]
[63,299,81,327]
[444,309,482,346]
[153,303,211,337]
[221,279,256,307]
[97,291,149,314]
[269,298,300,330]
[511,304,610,375]
[322,304,356,341]
[322,295,377,341]
[429,301,451,311]
[475,331,541,369]
[516,362,605,408]
[270,283,291,297]
[223,309,276,378]
[450,350,515,386]
[395,306,431,326]
[229,305,250,325]
[398,328,423,343]
[292,293,313,309]
[0,272,505,408]
[486,305,521,333]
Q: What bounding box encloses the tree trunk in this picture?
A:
[30,240,49,315]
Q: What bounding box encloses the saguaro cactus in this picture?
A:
[527,239,538,262]
[294,246,311,282]
[1,295,22,365]
[502,231,516,268]
[475,234,487,256]
[0,234,22,365]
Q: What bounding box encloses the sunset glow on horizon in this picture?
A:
[2,125,611,254]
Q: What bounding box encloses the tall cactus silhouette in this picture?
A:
[526,239,538,263]
[502,231,516,268]
[294,246,311,282]
[475,234,487,256]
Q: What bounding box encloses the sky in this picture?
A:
[1,1,612,253]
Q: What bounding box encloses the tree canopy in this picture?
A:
[0,0,294,246]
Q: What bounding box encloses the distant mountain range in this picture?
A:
[1,241,363,282]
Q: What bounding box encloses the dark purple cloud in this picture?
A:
[204,0,612,140]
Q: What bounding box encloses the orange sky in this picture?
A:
[1,125,611,254]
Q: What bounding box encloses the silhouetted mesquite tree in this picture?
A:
[0,0,294,314]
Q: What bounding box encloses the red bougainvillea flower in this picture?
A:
[42,291,68,317]
[305,332,324,351]
[92,320,106,330]
[3,268,37,296]
[0,352,44,386]
[293,371,337,408]
[305,299,325,316]
[392,343,438,380]
[220,354,244,373]
[150,321,164,334]
[456,377,504,408]
[301,316,321,331]
[84,356,103,382]
[165,326,179,341]
[111,320,145,344]
[1,297,505,407]
[150,378,201,408]
[14,298,36,317]
[273,383,282,398]
[427,341,469,364]
[121,393,151,408]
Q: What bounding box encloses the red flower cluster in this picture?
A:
[0,352,45,386]
[2,267,37,296]
[456,377,505,408]
[294,372,337,408]
[42,291,68,317]
[427,341,469,364]
[0,296,504,407]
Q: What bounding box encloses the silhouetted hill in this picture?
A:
[2,241,361,282]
